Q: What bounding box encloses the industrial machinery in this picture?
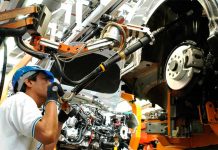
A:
[57,103,131,149]
[1,0,218,150]
[0,1,151,149]
[126,0,218,150]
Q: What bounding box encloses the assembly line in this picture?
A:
[0,0,218,150]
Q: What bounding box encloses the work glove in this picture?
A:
[58,105,79,123]
[45,82,64,106]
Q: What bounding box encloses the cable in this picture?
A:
[100,22,127,52]
[0,40,7,101]
[71,34,152,95]
[57,42,87,62]
[52,53,103,88]
[15,37,48,59]
[52,53,81,84]
[0,27,27,37]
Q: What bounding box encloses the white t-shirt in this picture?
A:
[0,92,42,150]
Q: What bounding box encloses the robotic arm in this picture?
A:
[30,22,151,58]
[0,3,153,60]
[0,4,52,59]
[0,4,157,94]
[0,5,122,59]
[0,4,51,36]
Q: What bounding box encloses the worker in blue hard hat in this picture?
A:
[0,65,66,150]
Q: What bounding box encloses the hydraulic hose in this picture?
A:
[52,53,103,86]
[52,53,81,84]
[0,40,7,101]
[102,36,151,67]
[14,37,48,59]
[71,35,152,95]
[0,27,27,37]
[69,10,195,96]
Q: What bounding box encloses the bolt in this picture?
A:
[169,60,178,71]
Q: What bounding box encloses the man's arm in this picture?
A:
[35,102,58,145]
[35,82,64,145]
[43,122,63,150]
[43,105,76,149]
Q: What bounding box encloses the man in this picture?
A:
[0,65,70,150]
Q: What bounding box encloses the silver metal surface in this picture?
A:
[165,44,203,90]
[103,26,121,44]
[146,122,167,134]
[37,5,52,36]
[64,0,119,43]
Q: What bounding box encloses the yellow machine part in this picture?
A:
[121,92,142,150]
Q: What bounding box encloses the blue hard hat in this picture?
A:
[12,66,54,92]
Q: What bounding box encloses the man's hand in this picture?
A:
[35,82,64,145]
[45,82,64,105]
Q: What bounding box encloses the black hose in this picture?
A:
[14,37,48,59]
[53,35,151,95]
[52,53,102,87]
[102,36,151,68]
[52,53,81,84]
[71,67,101,95]
[0,27,27,37]
[71,35,151,95]
[0,40,7,100]
[65,9,194,95]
